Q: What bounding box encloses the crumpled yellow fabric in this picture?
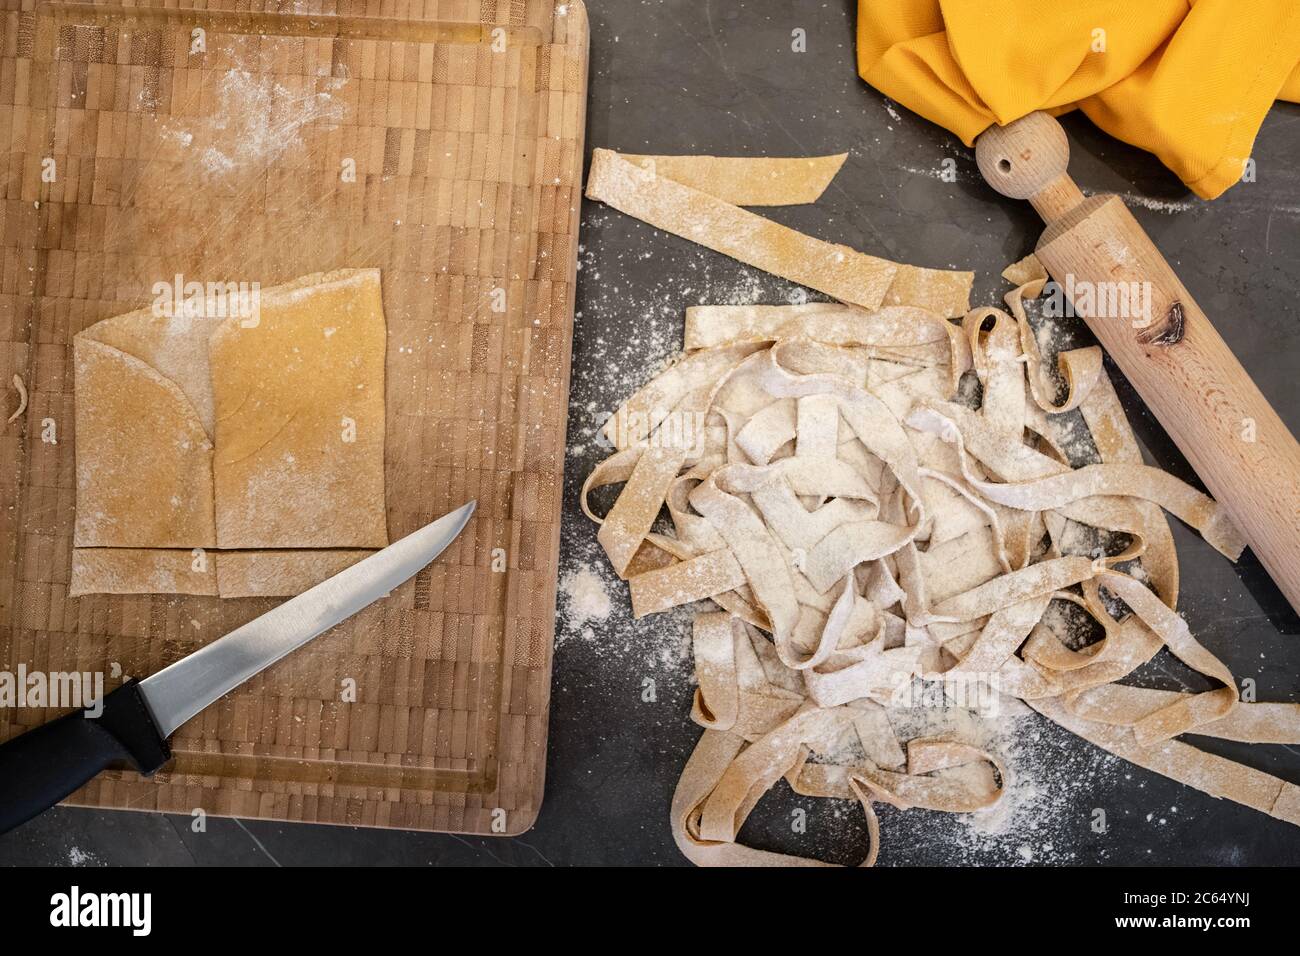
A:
[856,0,1300,199]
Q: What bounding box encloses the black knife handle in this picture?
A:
[0,679,171,834]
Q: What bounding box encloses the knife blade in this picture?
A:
[0,500,475,833]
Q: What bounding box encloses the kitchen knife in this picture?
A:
[975,112,1300,614]
[0,500,476,834]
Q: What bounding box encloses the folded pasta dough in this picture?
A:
[210,269,388,549]
[70,547,218,597]
[74,339,217,549]
[72,268,389,596]
[69,548,373,599]
[214,550,375,598]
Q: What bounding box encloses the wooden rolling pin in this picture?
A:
[975,111,1300,614]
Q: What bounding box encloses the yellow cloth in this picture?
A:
[857,0,1300,199]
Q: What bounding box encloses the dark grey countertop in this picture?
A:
[3,0,1297,866]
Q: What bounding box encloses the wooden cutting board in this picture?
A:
[0,0,587,834]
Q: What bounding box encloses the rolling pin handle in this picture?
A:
[975,112,1085,220]
[975,110,1300,615]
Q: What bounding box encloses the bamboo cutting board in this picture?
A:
[0,0,588,834]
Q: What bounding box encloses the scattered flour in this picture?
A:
[67,846,100,866]
[559,565,612,626]
[203,70,346,172]
[163,67,347,175]
[848,688,1121,864]
[201,146,236,174]
[1119,192,1198,215]
[899,165,1201,217]
[554,533,693,676]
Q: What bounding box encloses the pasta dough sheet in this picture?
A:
[68,548,373,598]
[72,268,389,598]
[210,270,388,549]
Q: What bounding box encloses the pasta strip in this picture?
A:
[685,304,954,351]
[968,464,1246,561]
[597,445,686,578]
[586,149,973,315]
[629,549,747,618]
[692,612,743,730]
[1032,695,1300,828]
[1065,685,1300,745]
[619,153,848,206]
[581,245,1289,867]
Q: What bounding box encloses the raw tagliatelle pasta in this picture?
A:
[581,263,1300,866]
